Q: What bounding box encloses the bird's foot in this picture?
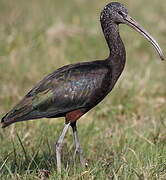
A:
[73,147,88,168]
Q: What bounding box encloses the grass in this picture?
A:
[0,0,166,179]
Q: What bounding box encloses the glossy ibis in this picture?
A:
[1,2,164,173]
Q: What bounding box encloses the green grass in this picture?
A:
[0,0,166,179]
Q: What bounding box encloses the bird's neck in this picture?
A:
[102,22,126,81]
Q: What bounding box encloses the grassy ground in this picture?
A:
[0,0,166,179]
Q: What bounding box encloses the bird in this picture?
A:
[1,2,164,173]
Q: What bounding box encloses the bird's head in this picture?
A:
[100,2,164,60]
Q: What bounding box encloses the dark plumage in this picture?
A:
[1,2,164,172]
[2,61,113,126]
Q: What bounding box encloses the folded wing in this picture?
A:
[1,61,111,127]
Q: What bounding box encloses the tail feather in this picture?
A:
[1,115,14,128]
[1,96,33,128]
[1,113,30,128]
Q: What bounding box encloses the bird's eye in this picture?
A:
[118,11,124,17]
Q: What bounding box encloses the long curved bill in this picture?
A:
[124,15,165,60]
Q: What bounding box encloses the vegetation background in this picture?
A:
[0,0,165,179]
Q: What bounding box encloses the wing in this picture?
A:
[27,61,111,115]
[1,61,111,126]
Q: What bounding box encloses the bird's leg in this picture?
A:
[71,122,86,167]
[55,122,70,173]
